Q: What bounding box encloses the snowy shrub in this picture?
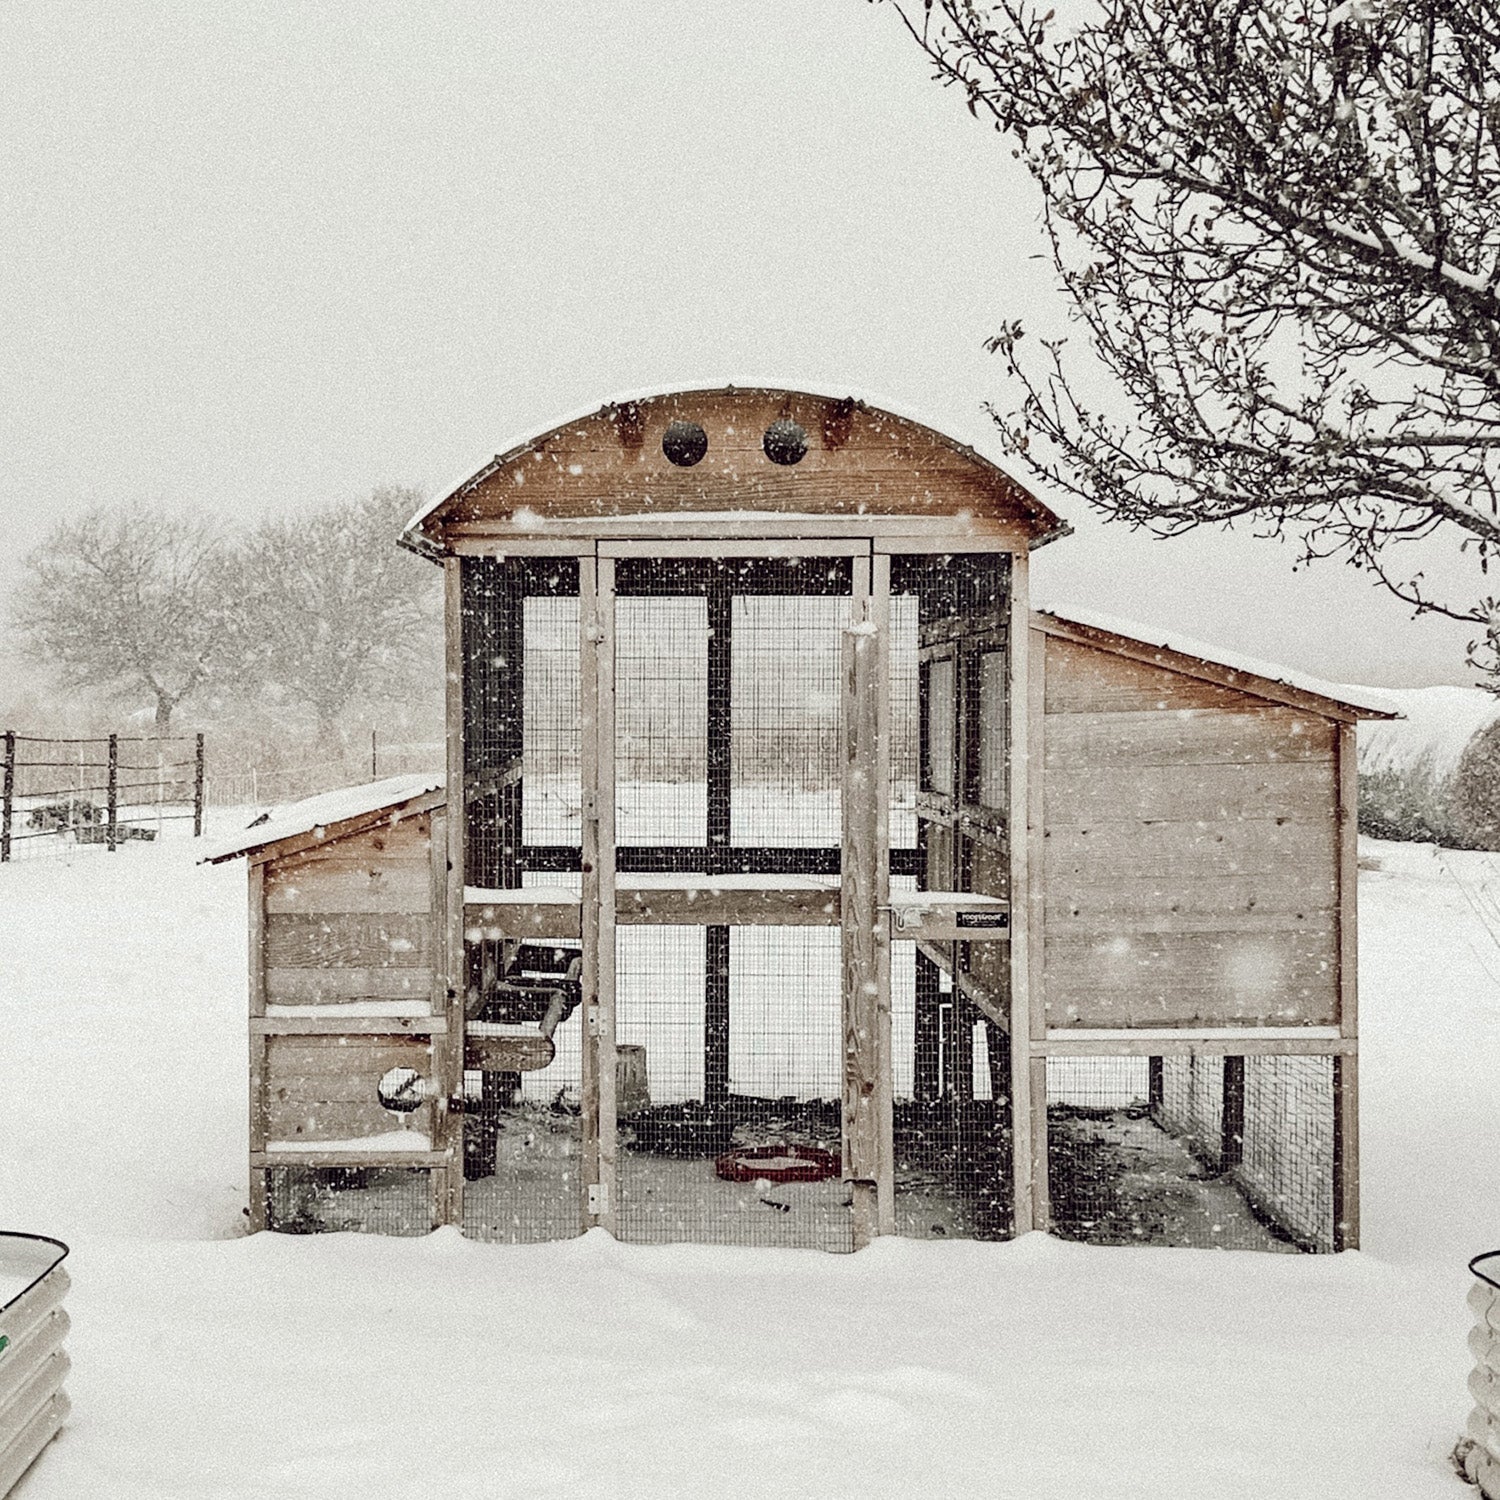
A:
[1452,719,1500,851]
[1358,752,1470,848]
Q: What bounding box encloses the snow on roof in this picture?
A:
[200,773,444,863]
[401,379,1067,540]
[1035,604,1401,718]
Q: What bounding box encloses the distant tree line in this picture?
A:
[8,486,440,735]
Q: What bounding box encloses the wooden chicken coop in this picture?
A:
[208,385,1393,1254]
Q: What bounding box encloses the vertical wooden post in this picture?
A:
[193,733,205,838]
[428,806,453,1228]
[106,733,118,852]
[1010,552,1039,1233]
[247,861,267,1231]
[871,551,894,1236]
[580,553,618,1234]
[1333,1053,1359,1251]
[1336,722,1361,1248]
[1,730,14,862]
[841,551,890,1245]
[949,996,975,1101]
[440,557,467,1228]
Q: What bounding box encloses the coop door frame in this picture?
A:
[579,540,891,1243]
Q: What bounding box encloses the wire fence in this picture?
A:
[1,730,204,862]
[202,737,444,812]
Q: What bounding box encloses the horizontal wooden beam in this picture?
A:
[1040,1034,1357,1056]
[444,514,1033,544]
[599,538,872,558]
[251,1016,446,1036]
[253,1150,451,1168]
[520,844,922,877]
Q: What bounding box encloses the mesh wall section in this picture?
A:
[265,1167,432,1236]
[522,595,581,847]
[729,595,847,848]
[615,596,708,848]
[891,945,1013,1241]
[615,927,851,1251]
[1049,1054,1338,1252]
[1235,1055,1336,1253]
[462,910,584,1243]
[461,556,580,885]
[1155,1055,1226,1169]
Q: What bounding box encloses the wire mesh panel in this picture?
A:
[615,596,708,847]
[522,596,581,847]
[1237,1055,1336,1252]
[1,732,204,861]
[607,556,857,1251]
[1048,1053,1337,1252]
[461,555,581,885]
[616,926,851,1251]
[891,946,1013,1241]
[459,557,586,1242]
[265,1167,432,1236]
[1155,1054,1226,1167]
[461,924,585,1244]
[729,595,847,848]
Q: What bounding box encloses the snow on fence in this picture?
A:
[0,1235,70,1498]
[1463,1253,1500,1498]
[0,731,204,861]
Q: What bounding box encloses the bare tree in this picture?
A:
[226,486,438,738]
[11,506,229,730]
[890,0,1500,668]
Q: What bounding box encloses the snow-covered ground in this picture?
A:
[3,835,1497,1497]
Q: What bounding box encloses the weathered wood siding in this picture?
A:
[1042,636,1340,1028]
[249,805,446,1205]
[264,1034,435,1142]
[429,389,1049,532]
[261,816,436,1007]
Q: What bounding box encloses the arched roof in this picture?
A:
[402,384,1067,552]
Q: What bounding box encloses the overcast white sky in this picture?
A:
[0,1,1479,688]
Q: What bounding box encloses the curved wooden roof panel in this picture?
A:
[405,385,1066,551]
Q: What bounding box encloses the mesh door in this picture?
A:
[615,926,850,1251]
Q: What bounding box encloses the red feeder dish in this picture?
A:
[714,1143,841,1184]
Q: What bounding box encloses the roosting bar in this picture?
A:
[208,385,1392,1254]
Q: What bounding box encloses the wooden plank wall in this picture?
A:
[249,807,446,1229]
[1041,636,1342,1029]
[429,389,1049,532]
[260,818,435,1007]
[263,1033,435,1142]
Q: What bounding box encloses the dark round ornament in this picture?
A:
[662,420,709,467]
[762,419,808,466]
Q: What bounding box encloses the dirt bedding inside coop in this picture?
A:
[1047,1107,1293,1253]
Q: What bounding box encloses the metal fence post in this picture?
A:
[194,733,205,837]
[106,733,118,852]
[1,730,14,862]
